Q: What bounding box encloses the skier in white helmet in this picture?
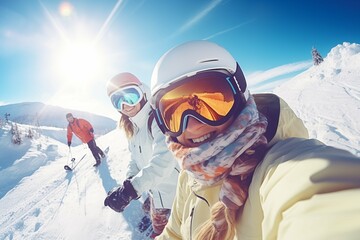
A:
[150,40,360,240]
[104,72,180,238]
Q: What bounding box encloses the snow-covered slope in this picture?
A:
[0,123,68,198]
[274,42,360,156]
[0,42,359,240]
[0,128,149,239]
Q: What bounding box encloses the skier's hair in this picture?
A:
[119,114,134,139]
[195,201,236,240]
[195,167,253,239]
[118,97,149,139]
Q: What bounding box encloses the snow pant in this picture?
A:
[87,139,104,163]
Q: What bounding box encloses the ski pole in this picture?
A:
[69,147,75,162]
[66,147,71,165]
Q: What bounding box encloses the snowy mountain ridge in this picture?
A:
[0,102,116,135]
[0,42,359,240]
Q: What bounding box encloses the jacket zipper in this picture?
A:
[157,191,165,208]
[189,207,195,240]
[189,185,211,240]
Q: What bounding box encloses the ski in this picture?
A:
[64,165,72,171]
[103,146,110,156]
[64,153,87,171]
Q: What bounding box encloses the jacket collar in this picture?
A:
[188,173,224,192]
[129,102,151,130]
[69,118,78,125]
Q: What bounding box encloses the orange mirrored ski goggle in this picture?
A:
[153,66,248,137]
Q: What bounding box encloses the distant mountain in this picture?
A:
[0,102,117,135]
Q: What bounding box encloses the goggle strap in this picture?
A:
[139,96,147,108]
[154,109,161,124]
[154,108,167,134]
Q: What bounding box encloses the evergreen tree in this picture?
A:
[10,124,16,135]
[312,47,324,66]
[4,113,10,123]
[11,123,22,145]
[26,128,34,139]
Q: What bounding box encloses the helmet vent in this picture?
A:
[199,59,219,63]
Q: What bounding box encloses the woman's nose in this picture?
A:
[122,104,130,110]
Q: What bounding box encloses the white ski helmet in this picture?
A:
[150,40,249,106]
[106,72,142,96]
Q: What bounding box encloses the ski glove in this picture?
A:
[104,179,138,212]
[67,141,71,147]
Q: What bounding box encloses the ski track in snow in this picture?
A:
[0,163,77,235]
[0,130,152,240]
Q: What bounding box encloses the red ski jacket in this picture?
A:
[67,118,94,144]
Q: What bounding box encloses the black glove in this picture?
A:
[67,141,71,147]
[89,128,94,133]
[104,179,138,212]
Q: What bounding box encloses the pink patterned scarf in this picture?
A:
[167,96,268,209]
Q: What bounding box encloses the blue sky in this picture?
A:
[1,0,359,120]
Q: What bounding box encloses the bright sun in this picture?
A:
[43,1,118,115]
[59,2,74,17]
[53,41,106,86]
[47,40,108,114]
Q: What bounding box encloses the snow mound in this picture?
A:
[274,42,360,156]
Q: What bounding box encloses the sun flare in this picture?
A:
[59,2,74,17]
[53,41,106,86]
[41,0,122,116]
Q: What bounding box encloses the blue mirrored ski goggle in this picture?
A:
[110,85,144,111]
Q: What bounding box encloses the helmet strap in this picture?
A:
[234,63,247,94]
[139,94,147,110]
